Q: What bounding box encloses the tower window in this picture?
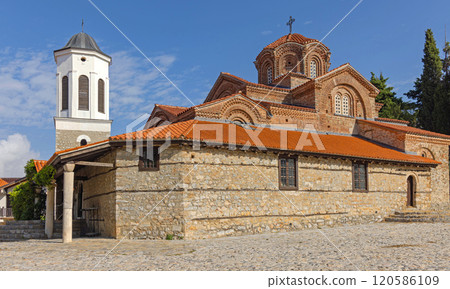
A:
[310,60,317,78]
[61,76,69,111]
[78,75,89,111]
[98,79,105,113]
[267,66,273,84]
[335,94,341,115]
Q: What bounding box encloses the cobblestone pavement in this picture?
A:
[0,223,448,271]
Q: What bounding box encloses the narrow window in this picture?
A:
[279,155,298,190]
[78,75,89,110]
[335,94,342,115]
[267,66,273,84]
[310,60,317,78]
[62,76,69,110]
[139,147,160,171]
[352,162,368,191]
[98,79,105,113]
[342,95,349,116]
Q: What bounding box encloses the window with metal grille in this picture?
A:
[78,75,89,110]
[98,79,105,113]
[62,76,69,110]
[139,147,160,171]
[279,155,297,190]
[310,60,317,78]
[267,66,273,84]
[335,94,341,115]
[353,162,368,191]
[342,95,349,116]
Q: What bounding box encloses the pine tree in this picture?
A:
[406,29,443,131]
[370,72,416,123]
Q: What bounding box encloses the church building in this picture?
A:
[43,27,450,242]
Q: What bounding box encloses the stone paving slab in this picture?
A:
[0,223,448,271]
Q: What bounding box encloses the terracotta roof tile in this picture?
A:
[359,119,450,140]
[155,104,188,115]
[33,160,47,173]
[264,33,327,50]
[0,178,7,187]
[47,139,110,165]
[375,118,410,125]
[222,72,290,92]
[110,120,439,165]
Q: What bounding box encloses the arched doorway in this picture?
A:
[407,176,415,207]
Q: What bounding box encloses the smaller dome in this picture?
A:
[264,33,323,50]
[57,32,108,56]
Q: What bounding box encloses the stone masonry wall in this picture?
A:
[55,129,110,151]
[405,135,450,205]
[107,144,434,240]
[114,147,186,239]
[77,151,117,237]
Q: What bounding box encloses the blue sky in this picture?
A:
[0,0,449,177]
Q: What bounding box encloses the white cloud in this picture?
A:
[304,20,313,25]
[0,49,54,127]
[0,48,194,127]
[0,134,39,177]
[261,30,273,35]
[109,51,192,120]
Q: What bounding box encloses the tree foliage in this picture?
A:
[406,29,443,131]
[370,72,417,124]
[9,160,55,220]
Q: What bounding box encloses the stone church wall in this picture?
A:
[99,144,435,240]
[405,135,450,205]
[113,147,186,239]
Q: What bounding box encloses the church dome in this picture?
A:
[264,33,324,50]
[56,32,107,56]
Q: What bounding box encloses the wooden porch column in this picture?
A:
[45,180,56,238]
[63,163,75,243]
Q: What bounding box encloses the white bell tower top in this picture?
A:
[53,31,112,151]
[54,32,112,120]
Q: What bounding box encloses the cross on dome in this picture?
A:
[286,16,295,34]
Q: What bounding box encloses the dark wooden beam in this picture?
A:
[74,161,114,168]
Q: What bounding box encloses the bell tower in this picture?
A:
[53,31,112,151]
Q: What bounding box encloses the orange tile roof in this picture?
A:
[359,119,450,140]
[0,178,7,187]
[264,33,327,50]
[155,104,188,115]
[222,72,291,92]
[47,139,110,165]
[375,118,410,125]
[110,120,439,165]
[33,160,47,173]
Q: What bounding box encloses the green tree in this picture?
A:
[9,160,55,220]
[370,72,416,123]
[406,29,443,131]
[436,41,450,134]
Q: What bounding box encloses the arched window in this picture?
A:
[78,75,89,110]
[342,95,349,116]
[98,79,105,113]
[310,60,317,78]
[61,76,69,110]
[267,66,273,84]
[335,94,341,115]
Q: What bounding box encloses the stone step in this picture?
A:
[385,217,436,223]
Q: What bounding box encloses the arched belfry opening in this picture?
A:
[407,175,416,207]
